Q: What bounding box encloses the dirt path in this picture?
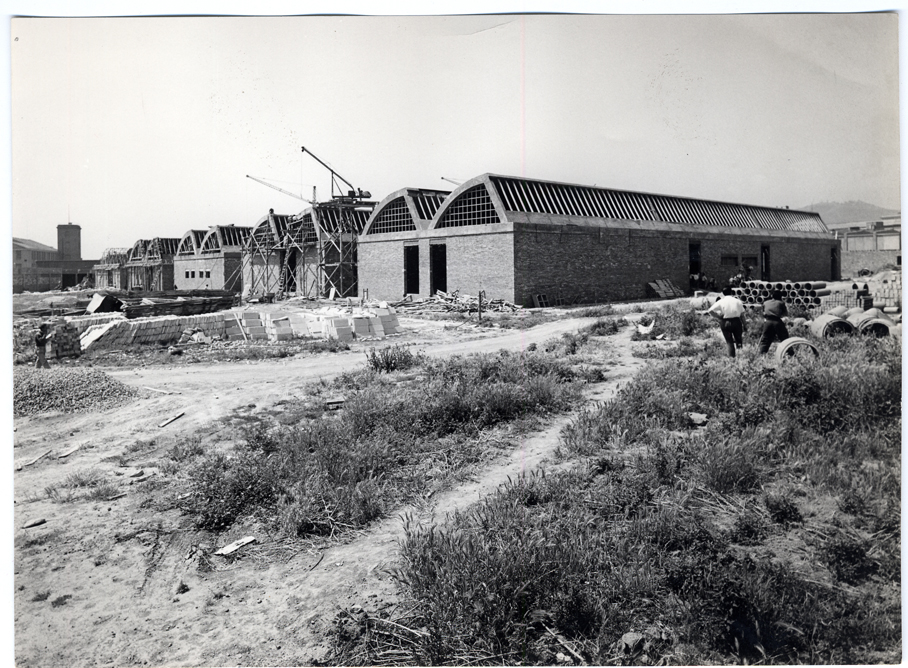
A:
[13,318,647,667]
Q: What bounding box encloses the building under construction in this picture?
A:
[241,199,375,299]
[174,225,251,292]
[93,248,130,289]
[124,237,181,291]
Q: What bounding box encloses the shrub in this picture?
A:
[365,344,425,373]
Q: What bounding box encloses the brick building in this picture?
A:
[358,174,839,306]
[173,225,250,292]
[123,237,180,291]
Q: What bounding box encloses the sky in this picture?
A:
[6,6,901,260]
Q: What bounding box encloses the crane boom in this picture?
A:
[245,175,315,204]
[301,146,356,193]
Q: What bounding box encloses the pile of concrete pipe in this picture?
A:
[732,280,831,307]
[809,306,897,339]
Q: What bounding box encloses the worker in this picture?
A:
[707,287,747,357]
[758,290,789,354]
[34,323,52,369]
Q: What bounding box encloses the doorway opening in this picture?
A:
[761,245,771,281]
[429,244,447,295]
[404,245,420,295]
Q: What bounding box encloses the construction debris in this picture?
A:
[158,412,185,428]
[392,290,521,314]
[213,536,257,556]
[647,279,686,299]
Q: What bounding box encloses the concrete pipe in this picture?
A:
[826,306,849,317]
[813,298,822,305]
[795,289,806,297]
[812,289,831,297]
[774,282,785,291]
[858,318,892,337]
[809,282,826,290]
[810,314,856,338]
[845,307,865,318]
[883,306,900,314]
[889,323,902,338]
[775,336,820,364]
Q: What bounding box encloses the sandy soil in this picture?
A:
[13,313,647,667]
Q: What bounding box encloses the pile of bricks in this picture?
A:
[66,312,127,336]
[80,313,227,351]
[45,320,82,359]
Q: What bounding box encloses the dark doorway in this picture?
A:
[429,244,447,295]
[761,245,771,281]
[831,247,840,280]
[688,242,701,289]
[404,245,420,295]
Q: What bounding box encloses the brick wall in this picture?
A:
[841,250,901,277]
[358,237,411,301]
[441,232,515,301]
[514,225,687,304]
[359,230,515,302]
[513,223,839,306]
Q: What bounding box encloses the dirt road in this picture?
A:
[13,315,646,667]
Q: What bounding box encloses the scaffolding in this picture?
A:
[242,198,375,299]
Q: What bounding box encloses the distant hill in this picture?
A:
[801,201,899,225]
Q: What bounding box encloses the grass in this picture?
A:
[175,350,586,534]
[44,467,121,503]
[344,333,901,665]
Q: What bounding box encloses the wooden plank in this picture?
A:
[144,386,173,395]
[158,412,185,428]
[23,518,47,529]
[24,449,52,468]
[213,536,257,556]
[57,444,81,459]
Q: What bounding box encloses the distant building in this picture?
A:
[13,224,98,292]
[828,215,901,276]
[173,225,251,292]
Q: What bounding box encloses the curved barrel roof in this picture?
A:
[424,174,828,233]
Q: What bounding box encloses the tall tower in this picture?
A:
[57,223,81,261]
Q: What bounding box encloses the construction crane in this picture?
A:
[301,146,371,200]
[245,175,315,204]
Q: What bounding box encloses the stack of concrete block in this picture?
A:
[264,313,294,342]
[241,312,268,340]
[371,307,403,334]
[286,313,311,337]
[323,317,354,342]
[80,313,227,351]
[46,320,82,359]
[225,314,248,341]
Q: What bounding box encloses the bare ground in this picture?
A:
[13,315,645,667]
